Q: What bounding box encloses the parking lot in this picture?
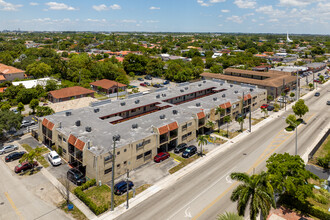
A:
[0,143,27,173]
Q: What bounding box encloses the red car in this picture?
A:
[15,161,38,173]
[140,83,147,87]
[260,104,269,109]
[154,152,170,163]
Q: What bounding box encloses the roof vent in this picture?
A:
[65,111,72,116]
[222,94,226,98]
[120,102,126,106]
[75,120,81,126]
[213,97,217,101]
[220,83,223,86]
[85,126,92,132]
[196,103,201,107]
[132,124,138,129]
[230,84,233,87]
[94,108,100,113]
[234,90,238,94]
[180,89,184,92]
[162,93,166,97]
[173,110,178,115]
[250,88,254,92]
[135,100,140,104]
[203,80,206,83]
[184,87,188,90]
[156,94,160,98]
[198,84,202,87]
[160,114,166,119]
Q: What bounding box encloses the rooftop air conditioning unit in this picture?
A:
[196,103,201,107]
[85,126,92,132]
[120,102,126,106]
[173,110,178,115]
[135,100,140,104]
[203,80,206,83]
[156,94,160,98]
[94,108,100,113]
[75,120,81,126]
[222,94,226,97]
[180,89,184,92]
[198,84,202,87]
[230,84,233,87]
[132,124,138,129]
[234,90,238,94]
[213,97,217,101]
[250,88,254,92]
[160,114,166,119]
[184,87,188,90]
[65,111,71,116]
[162,94,166,97]
[220,83,223,86]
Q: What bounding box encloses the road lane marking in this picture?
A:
[192,113,316,219]
[4,192,24,220]
[185,207,192,218]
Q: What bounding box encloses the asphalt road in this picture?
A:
[115,82,330,220]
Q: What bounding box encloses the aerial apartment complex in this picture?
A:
[38,80,267,183]
[202,68,297,98]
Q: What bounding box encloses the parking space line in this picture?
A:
[4,192,24,220]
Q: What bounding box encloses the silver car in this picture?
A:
[0,145,18,155]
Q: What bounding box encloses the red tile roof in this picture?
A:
[0,75,5,81]
[158,125,169,135]
[75,139,85,151]
[0,87,6,93]
[197,111,205,119]
[48,121,55,130]
[244,94,252,101]
[90,79,126,90]
[42,118,49,127]
[68,134,77,146]
[168,122,178,131]
[49,86,94,99]
[0,63,25,74]
[225,102,232,108]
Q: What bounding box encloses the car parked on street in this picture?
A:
[267,105,275,111]
[260,104,269,109]
[20,120,35,128]
[0,144,18,155]
[182,145,197,158]
[137,78,144,81]
[144,75,152,80]
[67,168,86,185]
[48,151,62,166]
[174,143,188,154]
[145,82,150,86]
[163,80,170,85]
[327,101,330,105]
[153,83,161,88]
[114,180,134,195]
[140,83,147,87]
[5,151,25,162]
[14,161,38,173]
[154,152,170,163]
[314,92,320,97]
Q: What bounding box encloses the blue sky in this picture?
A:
[0,0,329,34]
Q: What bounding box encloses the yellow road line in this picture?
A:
[173,159,181,163]
[192,113,316,219]
[4,192,24,220]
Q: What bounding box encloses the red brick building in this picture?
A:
[48,86,94,103]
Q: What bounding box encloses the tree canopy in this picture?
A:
[292,99,309,118]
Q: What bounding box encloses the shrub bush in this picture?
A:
[317,157,329,169]
[314,194,328,205]
[319,188,330,199]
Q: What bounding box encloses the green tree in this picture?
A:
[206,120,215,131]
[19,147,42,170]
[123,54,149,75]
[191,57,204,68]
[26,62,52,78]
[16,88,38,104]
[215,106,225,131]
[210,64,223,73]
[230,172,275,220]
[17,102,25,113]
[223,115,231,137]
[285,114,297,127]
[35,106,55,117]
[289,92,295,98]
[29,99,39,114]
[266,153,318,202]
[292,99,309,119]
[146,58,164,77]
[261,108,268,118]
[217,212,243,220]
[197,134,208,156]
[308,83,314,91]
[267,95,274,102]
[0,110,23,137]
[45,79,58,92]
[1,103,11,111]
[319,75,325,83]
[236,116,244,132]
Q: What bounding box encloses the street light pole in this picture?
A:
[111,134,120,211]
[126,169,129,209]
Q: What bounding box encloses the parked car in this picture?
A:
[267,105,275,111]
[327,101,330,105]
[67,168,86,186]
[314,79,321,83]
[14,161,38,173]
[140,83,147,87]
[137,78,144,81]
[314,92,320,97]
[153,84,161,88]
[145,82,151,86]
[48,151,62,166]
[12,109,19,114]
[154,152,170,163]
[144,75,152,80]
[182,145,197,158]
[114,180,134,195]
[20,120,35,128]
[0,144,18,155]
[277,97,287,103]
[260,104,269,109]
[163,80,170,85]
[5,151,25,162]
[174,143,188,154]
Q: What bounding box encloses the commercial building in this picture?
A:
[13,77,58,89]
[48,86,95,103]
[305,62,326,73]
[90,79,127,95]
[38,80,267,183]
[202,68,297,98]
[0,63,25,82]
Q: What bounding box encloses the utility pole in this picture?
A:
[126,169,129,209]
[296,72,299,101]
[249,106,251,132]
[313,72,315,90]
[111,135,120,211]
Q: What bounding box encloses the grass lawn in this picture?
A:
[309,135,330,167]
[20,144,50,168]
[285,118,303,132]
[21,143,33,152]
[169,153,204,174]
[214,129,243,139]
[60,201,88,220]
[251,118,264,125]
[94,93,109,100]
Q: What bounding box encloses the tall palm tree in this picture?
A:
[215,106,225,131]
[230,172,275,220]
[197,134,208,157]
[206,120,215,131]
[223,115,231,137]
[217,212,243,220]
[236,116,244,132]
[261,108,268,118]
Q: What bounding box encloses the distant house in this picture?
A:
[48,86,94,103]
[90,79,127,95]
[0,63,25,83]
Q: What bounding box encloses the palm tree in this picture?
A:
[236,116,244,132]
[261,108,268,118]
[197,134,208,157]
[230,172,275,220]
[20,147,42,171]
[217,212,243,220]
[206,120,215,131]
[223,115,231,137]
[215,106,225,131]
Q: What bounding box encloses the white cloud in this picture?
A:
[86,19,106,22]
[259,23,264,26]
[221,9,230,13]
[93,4,107,11]
[197,0,210,7]
[149,6,160,10]
[197,0,226,7]
[45,2,77,11]
[146,20,159,23]
[256,5,286,17]
[268,18,279,22]
[279,0,319,7]
[210,0,226,2]
[234,0,257,9]
[29,2,39,6]
[227,15,243,23]
[218,24,223,27]
[251,19,257,22]
[109,4,121,10]
[0,0,23,11]
[121,19,137,23]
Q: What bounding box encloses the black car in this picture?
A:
[67,168,86,186]
[137,78,144,81]
[145,82,151,86]
[174,143,188,154]
[114,180,134,195]
[182,145,197,158]
[267,105,275,111]
[314,92,320,97]
[153,84,161,88]
[144,75,152,80]
[5,151,25,162]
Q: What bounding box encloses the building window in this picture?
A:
[136,154,143,160]
[136,143,143,150]
[62,148,67,154]
[132,109,136,112]
[104,155,112,164]
[187,122,192,127]
[104,167,112,174]
[144,150,151,157]
[117,164,120,168]
[123,161,127,165]
[124,149,127,152]
[63,138,67,143]
[143,139,151,145]
[117,151,120,155]
[58,135,62,141]
[182,124,187,131]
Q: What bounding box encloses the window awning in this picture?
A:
[197,111,205,119]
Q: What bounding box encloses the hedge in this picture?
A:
[74,179,108,215]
